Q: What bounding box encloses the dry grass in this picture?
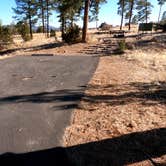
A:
[64,55,166,139]
[64,55,166,166]
[0,32,99,57]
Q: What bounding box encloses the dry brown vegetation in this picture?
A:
[63,29,166,166]
[64,54,166,165]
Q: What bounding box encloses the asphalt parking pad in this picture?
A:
[0,55,99,154]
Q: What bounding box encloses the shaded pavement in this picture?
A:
[0,128,165,166]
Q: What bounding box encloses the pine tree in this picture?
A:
[131,15,138,24]
[56,0,67,39]
[125,0,135,30]
[117,0,127,30]
[55,0,106,42]
[90,0,107,28]
[38,0,46,33]
[157,0,166,23]
[46,0,49,37]
[13,0,38,39]
[161,11,166,21]
[37,0,55,36]
[136,0,153,23]
[56,0,83,40]
[82,0,107,42]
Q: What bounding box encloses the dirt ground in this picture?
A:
[64,54,166,166]
[63,32,166,166]
[0,28,166,166]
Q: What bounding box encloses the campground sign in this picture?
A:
[138,23,153,32]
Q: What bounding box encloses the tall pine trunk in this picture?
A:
[120,0,125,30]
[128,0,134,31]
[29,16,33,39]
[61,14,65,40]
[145,0,148,23]
[82,0,90,42]
[40,0,45,33]
[28,1,33,39]
[158,4,162,23]
[46,0,49,37]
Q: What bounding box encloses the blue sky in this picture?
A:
[0,0,166,27]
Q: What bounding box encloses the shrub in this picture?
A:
[50,29,57,40]
[154,21,166,32]
[50,29,56,37]
[0,25,13,46]
[36,26,43,33]
[116,40,126,54]
[126,42,135,50]
[16,22,31,41]
[62,24,81,43]
[162,23,166,32]
[119,40,126,50]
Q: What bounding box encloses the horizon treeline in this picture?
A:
[1,0,166,42]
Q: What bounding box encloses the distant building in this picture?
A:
[99,22,112,31]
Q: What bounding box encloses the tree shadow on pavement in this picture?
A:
[0,81,165,111]
[0,89,85,111]
[0,128,165,166]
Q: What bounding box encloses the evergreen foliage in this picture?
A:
[13,0,38,39]
[125,0,135,30]
[161,11,166,22]
[50,29,57,40]
[16,21,31,41]
[62,24,81,43]
[0,25,13,44]
[135,0,153,23]
[157,0,166,22]
[36,26,43,33]
[117,0,128,30]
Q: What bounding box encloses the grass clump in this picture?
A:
[115,40,126,54]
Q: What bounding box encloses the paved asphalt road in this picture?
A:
[0,55,99,154]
